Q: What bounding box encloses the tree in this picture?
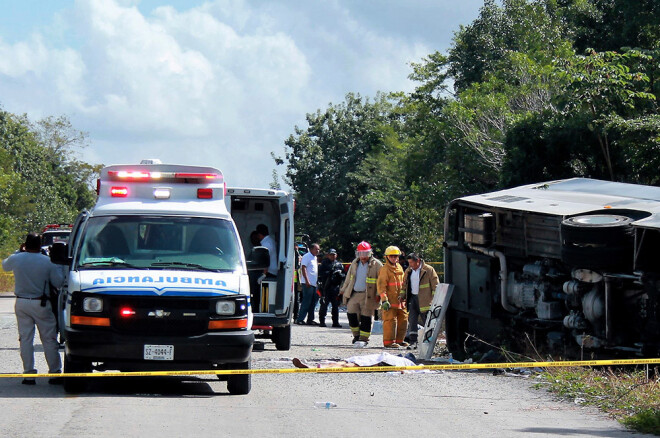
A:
[554,49,658,180]
[0,110,98,257]
[277,93,401,259]
[448,0,572,93]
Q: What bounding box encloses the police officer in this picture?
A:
[317,249,345,328]
[2,233,66,384]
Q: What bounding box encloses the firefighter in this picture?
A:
[377,246,408,348]
[402,252,439,347]
[340,241,382,345]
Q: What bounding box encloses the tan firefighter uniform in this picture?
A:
[340,256,382,342]
[402,260,439,313]
[377,259,408,347]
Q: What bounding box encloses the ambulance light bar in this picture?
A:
[107,170,221,182]
[43,224,73,231]
[109,186,215,199]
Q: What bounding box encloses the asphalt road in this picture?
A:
[0,294,649,438]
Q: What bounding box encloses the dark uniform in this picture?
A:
[318,257,345,327]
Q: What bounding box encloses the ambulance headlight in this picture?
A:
[83,297,103,312]
[216,300,236,315]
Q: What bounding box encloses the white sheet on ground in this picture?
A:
[344,352,416,367]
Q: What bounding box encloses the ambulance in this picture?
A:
[59,161,275,395]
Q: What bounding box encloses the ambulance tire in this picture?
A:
[227,359,251,395]
[63,353,91,393]
[272,325,291,350]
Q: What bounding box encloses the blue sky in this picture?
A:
[0,0,485,188]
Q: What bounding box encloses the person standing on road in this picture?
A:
[318,249,345,328]
[402,253,439,347]
[378,246,408,348]
[2,233,66,385]
[340,241,382,345]
[295,243,320,325]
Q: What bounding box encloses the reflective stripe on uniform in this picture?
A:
[419,283,430,289]
[420,306,431,312]
[366,278,376,284]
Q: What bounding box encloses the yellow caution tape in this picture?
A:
[1,358,658,379]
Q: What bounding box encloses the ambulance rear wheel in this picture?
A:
[272,325,291,350]
[63,353,91,393]
[227,359,251,395]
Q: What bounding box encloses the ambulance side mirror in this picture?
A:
[246,246,270,270]
[50,242,72,266]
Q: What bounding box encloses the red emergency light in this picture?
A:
[107,170,221,182]
[119,307,135,317]
[197,188,213,199]
[110,187,129,197]
[175,172,219,180]
[42,224,73,232]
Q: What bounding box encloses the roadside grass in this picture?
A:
[537,366,660,435]
[0,273,14,293]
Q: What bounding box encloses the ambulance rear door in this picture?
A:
[225,188,295,328]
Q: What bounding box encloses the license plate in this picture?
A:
[144,344,174,360]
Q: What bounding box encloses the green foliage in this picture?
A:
[542,367,660,435]
[280,93,398,259]
[448,0,572,93]
[0,110,98,258]
[553,0,660,52]
[278,0,660,265]
[622,409,660,435]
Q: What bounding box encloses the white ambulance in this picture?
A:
[60,162,274,395]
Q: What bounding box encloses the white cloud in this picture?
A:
[0,0,463,188]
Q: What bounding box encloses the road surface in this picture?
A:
[0,294,648,438]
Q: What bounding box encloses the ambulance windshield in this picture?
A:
[76,216,242,272]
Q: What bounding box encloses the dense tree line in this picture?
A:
[278,0,659,262]
[0,110,99,257]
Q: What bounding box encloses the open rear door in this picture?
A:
[226,188,295,349]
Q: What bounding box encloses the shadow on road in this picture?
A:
[516,427,632,437]
[0,375,232,398]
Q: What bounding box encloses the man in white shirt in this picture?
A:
[256,224,278,277]
[295,243,320,325]
[402,253,439,347]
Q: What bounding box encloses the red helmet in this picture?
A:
[356,241,373,258]
[356,241,371,251]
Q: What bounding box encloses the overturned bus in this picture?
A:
[443,178,660,360]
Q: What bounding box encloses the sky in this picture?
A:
[0,0,485,189]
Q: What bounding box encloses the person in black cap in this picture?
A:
[317,248,345,327]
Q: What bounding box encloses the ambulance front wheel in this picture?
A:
[272,324,291,350]
[226,359,251,395]
[63,353,92,394]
